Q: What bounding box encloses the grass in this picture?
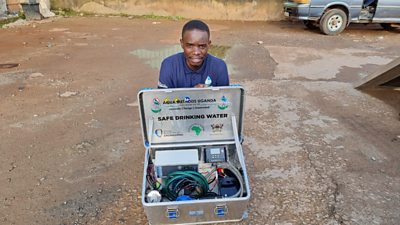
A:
[53,8,95,17]
[53,8,184,20]
[139,13,184,21]
[1,8,183,28]
[0,12,25,28]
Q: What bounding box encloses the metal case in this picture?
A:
[138,86,250,225]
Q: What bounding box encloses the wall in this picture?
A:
[1,0,8,15]
[6,0,21,13]
[50,0,285,21]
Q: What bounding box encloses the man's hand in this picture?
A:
[194,84,205,88]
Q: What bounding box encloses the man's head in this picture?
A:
[180,20,211,71]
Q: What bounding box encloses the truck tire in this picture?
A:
[319,8,347,35]
[303,20,318,29]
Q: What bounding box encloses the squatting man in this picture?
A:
[158,20,230,88]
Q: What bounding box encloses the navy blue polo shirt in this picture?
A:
[158,53,229,88]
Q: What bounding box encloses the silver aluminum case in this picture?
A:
[137,86,250,225]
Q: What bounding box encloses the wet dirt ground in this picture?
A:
[1,17,400,225]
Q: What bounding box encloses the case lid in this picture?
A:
[137,86,245,147]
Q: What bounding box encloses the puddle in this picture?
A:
[265,46,393,80]
[130,45,231,70]
[130,45,181,70]
[208,45,230,59]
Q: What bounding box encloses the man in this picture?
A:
[158,20,229,88]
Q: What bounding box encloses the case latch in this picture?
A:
[166,208,179,219]
[214,205,228,217]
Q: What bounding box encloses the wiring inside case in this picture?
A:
[145,145,246,203]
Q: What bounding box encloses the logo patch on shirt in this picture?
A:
[205,76,212,87]
[158,81,168,88]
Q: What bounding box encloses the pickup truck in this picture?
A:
[284,0,400,35]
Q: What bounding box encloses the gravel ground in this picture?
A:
[0,16,399,225]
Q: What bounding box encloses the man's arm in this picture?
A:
[216,62,229,86]
[158,59,174,89]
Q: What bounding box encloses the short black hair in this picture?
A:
[182,20,210,39]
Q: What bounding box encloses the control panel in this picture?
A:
[204,146,226,163]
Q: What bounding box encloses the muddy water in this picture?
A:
[130,45,182,69]
[266,45,393,81]
[131,44,233,71]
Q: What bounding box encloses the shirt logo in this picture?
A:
[205,76,212,87]
[158,81,168,88]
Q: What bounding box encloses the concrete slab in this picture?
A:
[355,57,400,89]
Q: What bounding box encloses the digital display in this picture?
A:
[204,146,226,163]
[210,148,221,155]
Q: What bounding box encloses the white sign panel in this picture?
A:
[138,87,244,145]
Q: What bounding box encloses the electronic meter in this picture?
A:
[204,146,226,163]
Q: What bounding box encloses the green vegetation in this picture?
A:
[209,45,231,59]
[139,13,183,21]
[0,17,19,28]
[1,8,183,28]
[53,8,95,17]
[53,8,183,20]
[0,12,25,28]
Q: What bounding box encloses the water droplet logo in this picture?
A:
[205,76,212,87]
[151,98,161,113]
[218,95,229,110]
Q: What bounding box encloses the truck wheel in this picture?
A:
[319,8,347,35]
[380,23,396,31]
[303,20,318,29]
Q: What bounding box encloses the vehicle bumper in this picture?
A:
[284,2,315,20]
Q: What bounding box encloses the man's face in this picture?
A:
[180,29,211,71]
